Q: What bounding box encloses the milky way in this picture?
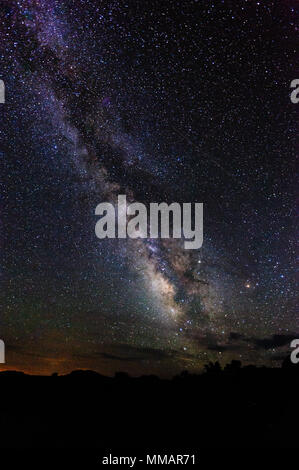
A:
[0,0,298,376]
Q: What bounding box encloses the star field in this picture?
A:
[0,0,297,376]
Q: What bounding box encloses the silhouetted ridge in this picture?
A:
[0,360,298,449]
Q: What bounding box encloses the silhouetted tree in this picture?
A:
[204,361,221,374]
[224,360,242,374]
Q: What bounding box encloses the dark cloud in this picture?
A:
[206,333,297,354]
[253,335,296,350]
[97,352,142,362]
[268,353,289,363]
[87,344,181,363]
[229,332,246,341]
[207,344,241,352]
[227,333,297,351]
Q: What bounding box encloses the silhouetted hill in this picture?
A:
[0,360,298,449]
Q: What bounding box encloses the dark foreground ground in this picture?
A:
[0,358,298,449]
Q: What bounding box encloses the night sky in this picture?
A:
[0,0,298,376]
